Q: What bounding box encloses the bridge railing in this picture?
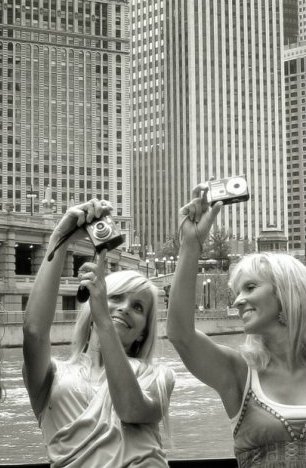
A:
[0,310,79,325]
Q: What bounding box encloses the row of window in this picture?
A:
[2,1,125,38]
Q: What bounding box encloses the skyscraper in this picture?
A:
[298,0,306,40]
[283,0,299,44]
[131,0,288,255]
[0,0,131,246]
[284,0,306,257]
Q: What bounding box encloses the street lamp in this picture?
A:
[26,185,37,216]
[203,281,207,309]
[207,278,211,309]
[145,258,150,278]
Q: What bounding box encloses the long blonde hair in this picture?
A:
[69,270,172,430]
[70,270,159,362]
[229,252,306,369]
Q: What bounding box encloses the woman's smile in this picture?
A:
[111,315,131,329]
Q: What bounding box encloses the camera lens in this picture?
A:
[96,222,105,230]
[93,221,112,240]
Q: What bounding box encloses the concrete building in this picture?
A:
[0,1,154,313]
[0,209,153,314]
[282,1,306,259]
[298,0,306,41]
[0,0,131,248]
[131,0,288,256]
[284,42,306,258]
[283,0,299,44]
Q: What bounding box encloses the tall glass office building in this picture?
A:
[131,0,288,254]
[0,0,131,241]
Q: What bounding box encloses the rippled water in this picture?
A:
[0,334,244,463]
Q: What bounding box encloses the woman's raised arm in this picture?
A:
[22,199,107,417]
[167,186,246,405]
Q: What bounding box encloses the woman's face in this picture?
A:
[232,271,281,335]
[107,288,152,353]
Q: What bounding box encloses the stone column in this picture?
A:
[0,230,19,311]
[32,236,49,274]
[62,249,74,277]
[3,230,16,282]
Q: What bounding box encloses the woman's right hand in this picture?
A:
[179,184,222,249]
[52,199,113,243]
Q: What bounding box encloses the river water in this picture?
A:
[0,334,245,464]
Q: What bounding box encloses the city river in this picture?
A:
[0,334,245,464]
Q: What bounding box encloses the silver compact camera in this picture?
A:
[84,215,125,252]
[207,175,249,205]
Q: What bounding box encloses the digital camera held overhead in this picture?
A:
[207,175,249,205]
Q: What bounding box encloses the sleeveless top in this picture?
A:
[39,355,174,468]
[230,367,306,468]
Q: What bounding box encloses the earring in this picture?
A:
[132,340,141,356]
[278,310,287,326]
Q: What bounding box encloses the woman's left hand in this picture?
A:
[78,251,109,324]
[179,183,222,248]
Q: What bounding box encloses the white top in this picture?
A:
[40,355,174,468]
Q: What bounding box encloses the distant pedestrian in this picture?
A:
[167,183,306,467]
[23,199,175,467]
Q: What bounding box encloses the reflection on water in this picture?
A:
[0,334,244,463]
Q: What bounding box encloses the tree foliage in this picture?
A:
[158,232,180,258]
[201,226,231,259]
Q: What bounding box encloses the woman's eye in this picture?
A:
[246,284,256,291]
[133,302,143,312]
[109,294,122,302]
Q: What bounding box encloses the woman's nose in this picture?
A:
[233,294,247,309]
[117,300,130,312]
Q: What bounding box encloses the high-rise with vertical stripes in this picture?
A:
[131,0,288,255]
[284,0,306,257]
[0,0,131,247]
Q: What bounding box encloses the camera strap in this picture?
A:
[47,226,80,261]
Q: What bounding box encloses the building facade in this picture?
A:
[0,210,152,313]
[283,1,306,258]
[299,0,306,41]
[131,0,288,255]
[283,0,299,44]
[284,43,306,257]
[0,0,149,313]
[0,0,131,248]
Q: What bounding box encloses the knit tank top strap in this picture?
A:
[230,365,251,434]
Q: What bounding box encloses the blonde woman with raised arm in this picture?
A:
[167,184,306,467]
[23,199,175,468]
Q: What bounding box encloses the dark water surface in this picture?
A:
[0,334,244,463]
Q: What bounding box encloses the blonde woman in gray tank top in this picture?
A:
[167,182,306,467]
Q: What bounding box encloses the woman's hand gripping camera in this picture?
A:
[179,184,223,251]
